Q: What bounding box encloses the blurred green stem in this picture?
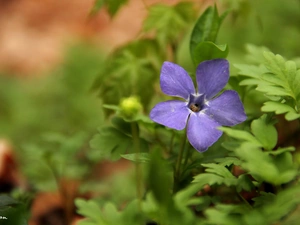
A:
[131,122,143,209]
[174,130,187,192]
[183,144,193,168]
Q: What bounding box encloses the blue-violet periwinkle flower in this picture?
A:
[150,59,246,152]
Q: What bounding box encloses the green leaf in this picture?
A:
[263,52,300,100]
[91,0,129,17]
[76,199,143,225]
[236,174,255,192]
[95,39,159,115]
[76,199,105,224]
[252,192,275,207]
[193,164,248,188]
[189,5,228,65]
[121,153,150,163]
[192,41,229,65]
[190,6,223,53]
[147,150,173,207]
[261,101,300,121]
[266,146,295,155]
[193,173,226,186]
[89,127,132,161]
[234,64,267,79]
[143,2,195,45]
[103,104,119,111]
[214,157,242,166]
[204,204,245,225]
[201,163,235,179]
[219,127,261,146]
[246,185,300,224]
[0,195,28,225]
[250,115,277,150]
[234,143,296,185]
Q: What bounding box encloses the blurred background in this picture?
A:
[0,0,299,224]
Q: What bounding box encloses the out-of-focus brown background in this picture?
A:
[0,0,205,75]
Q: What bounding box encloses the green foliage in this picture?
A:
[75,199,143,225]
[147,150,173,207]
[92,39,161,115]
[220,115,297,185]
[22,132,91,191]
[190,5,228,65]
[202,184,300,225]
[91,0,129,16]
[193,163,254,192]
[89,116,149,161]
[90,127,133,161]
[0,195,28,225]
[250,114,277,150]
[143,2,196,46]
[235,50,300,120]
[2,1,300,225]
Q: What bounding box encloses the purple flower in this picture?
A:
[150,59,246,152]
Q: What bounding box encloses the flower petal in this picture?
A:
[204,90,247,126]
[196,59,229,99]
[187,113,222,152]
[160,62,195,99]
[150,100,190,130]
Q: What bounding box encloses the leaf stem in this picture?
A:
[131,122,143,209]
[183,144,193,168]
[174,130,187,192]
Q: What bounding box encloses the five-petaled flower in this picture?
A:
[150,59,246,152]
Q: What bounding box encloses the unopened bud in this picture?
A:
[119,96,142,120]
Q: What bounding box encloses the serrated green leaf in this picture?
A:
[251,115,277,150]
[102,203,121,224]
[234,64,267,79]
[261,101,300,121]
[76,199,105,224]
[256,83,291,97]
[201,163,235,178]
[193,173,226,186]
[204,205,244,225]
[192,41,229,65]
[247,185,300,224]
[95,39,160,116]
[263,52,299,100]
[89,127,132,161]
[143,2,195,45]
[234,143,296,185]
[219,127,261,146]
[214,157,242,166]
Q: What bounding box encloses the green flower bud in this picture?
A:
[119,96,142,120]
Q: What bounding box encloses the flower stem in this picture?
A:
[183,144,193,168]
[236,190,252,210]
[174,130,187,192]
[131,122,143,209]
